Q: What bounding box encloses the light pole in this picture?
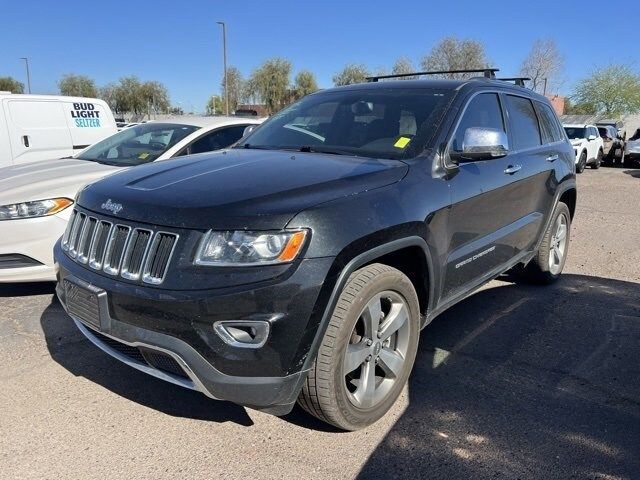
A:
[20,57,31,93]
[216,21,229,115]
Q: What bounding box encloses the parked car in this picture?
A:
[54,73,576,430]
[0,93,117,168]
[0,116,262,282]
[624,128,640,167]
[563,124,604,172]
[596,120,626,165]
[597,125,617,160]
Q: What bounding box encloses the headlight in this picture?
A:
[0,198,73,221]
[194,229,308,266]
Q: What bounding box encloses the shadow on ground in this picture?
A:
[39,295,254,426]
[33,274,640,476]
[357,274,640,479]
[623,169,640,178]
[0,282,55,297]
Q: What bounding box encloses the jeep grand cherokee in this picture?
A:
[54,71,576,431]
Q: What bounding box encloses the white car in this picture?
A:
[563,124,604,173]
[0,116,262,282]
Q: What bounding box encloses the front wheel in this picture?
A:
[576,151,587,173]
[298,263,420,430]
[519,202,571,284]
[591,150,603,169]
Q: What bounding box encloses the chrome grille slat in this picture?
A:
[88,221,112,270]
[61,210,77,250]
[103,225,131,275]
[77,217,98,264]
[68,213,87,258]
[63,209,177,284]
[121,229,152,280]
[142,232,178,285]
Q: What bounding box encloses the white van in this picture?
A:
[0,93,117,168]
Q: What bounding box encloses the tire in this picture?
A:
[576,151,587,173]
[591,149,602,169]
[298,263,420,431]
[519,202,571,285]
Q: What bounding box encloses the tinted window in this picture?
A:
[598,127,609,138]
[505,95,541,150]
[189,125,247,154]
[452,93,505,151]
[237,88,454,160]
[536,102,564,143]
[75,123,198,166]
[564,127,586,139]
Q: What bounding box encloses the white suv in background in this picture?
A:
[563,124,604,173]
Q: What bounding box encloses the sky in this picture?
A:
[2,0,639,112]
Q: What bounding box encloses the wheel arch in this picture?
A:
[299,236,436,374]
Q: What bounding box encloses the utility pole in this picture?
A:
[20,57,31,93]
[216,21,229,115]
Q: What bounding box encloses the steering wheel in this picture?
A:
[148,141,166,150]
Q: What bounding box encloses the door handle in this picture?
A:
[22,135,30,147]
[504,164,522,175]
[546,154,559,162]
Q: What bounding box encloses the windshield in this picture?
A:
[237,88,454,160]
[76,123,199,166]
[564,127,586,140]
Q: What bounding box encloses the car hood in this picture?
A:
[0,158,121,206]
[570,139,583,146]
[77,149,409,230]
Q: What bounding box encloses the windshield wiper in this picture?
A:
[298,145,348,156]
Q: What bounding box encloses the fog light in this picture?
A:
[213,320,270,349]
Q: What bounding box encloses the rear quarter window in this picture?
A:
[505,95,542,151]
[535,102,564,143]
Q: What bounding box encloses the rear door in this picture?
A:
[3,98,73,165]
[444,92,534,299]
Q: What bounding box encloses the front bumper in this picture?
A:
[0,213,69,282]
[54,242,335,413]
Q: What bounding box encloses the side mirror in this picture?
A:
[457,127,509,162]
[243,125,257,137]
[588,134,597,141]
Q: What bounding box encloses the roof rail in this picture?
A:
[366,68,499,82]
[497,77,531,87]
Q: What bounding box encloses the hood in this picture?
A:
[0,158,121,206]
[570,139,583,146]
[77,149,408,230]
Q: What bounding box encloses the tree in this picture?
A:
[58,74,98,97]
[0,76,24,93]
[563,98,595,115]
[221,66,245,113]
[392,56,417,79]
[293,70,318,99]
[519,39,564,94]
[205,95,223,115]
[248,58,292,114]
[139,80,170,114]
[420,37,489,79]
[333,63,369,86]
[572,65,640,117]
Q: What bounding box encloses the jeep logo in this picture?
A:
[101,199,123,214]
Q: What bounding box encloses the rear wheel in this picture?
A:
[298,263,420,431]
[518,202,571,284]
[576,151,587,173]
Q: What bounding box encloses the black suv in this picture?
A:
[54,70,576,431]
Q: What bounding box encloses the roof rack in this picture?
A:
[366,68,499,82]
[497,77,531,87]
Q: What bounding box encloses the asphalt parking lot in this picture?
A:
[1,167,639,480]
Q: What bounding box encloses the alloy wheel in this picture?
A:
[549,213,568,274]
[343,291,411,409]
